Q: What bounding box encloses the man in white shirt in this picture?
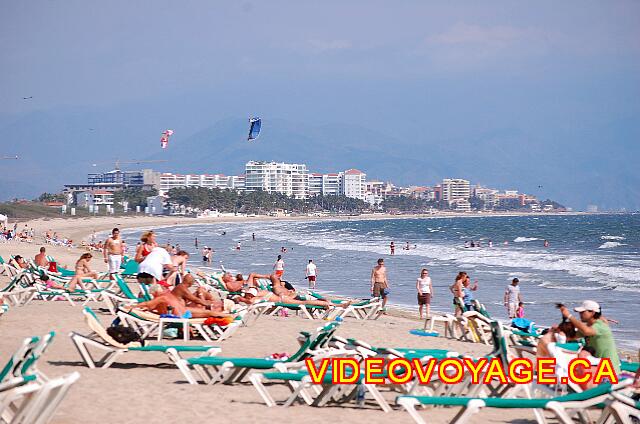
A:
[504,277,522,318]
[137,246,175,287]
[305,259,318,289]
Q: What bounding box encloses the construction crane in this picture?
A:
[0,155,19,160]
[91,159,168,170]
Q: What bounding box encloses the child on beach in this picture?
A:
[516,302,525,318]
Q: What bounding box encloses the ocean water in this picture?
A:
[121,213,640,351]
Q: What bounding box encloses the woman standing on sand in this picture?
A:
[416,268,433,319]
[134,231,158,263]
[67,253,99,291]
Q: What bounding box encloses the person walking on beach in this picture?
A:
[371,258,389,311]
[305,259,317,289]
[504,277,522,318]
[274,255,285,278]
[195,237,198,248]
[559,300,621,374]
[416,268,433,319]
[389,242,395,255]
[252,233,256,241]
[103,228,124,280]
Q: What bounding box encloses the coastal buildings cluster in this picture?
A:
[63,160,549,213]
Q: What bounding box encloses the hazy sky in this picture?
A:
[1,1,639,208]
[3,1,638,113]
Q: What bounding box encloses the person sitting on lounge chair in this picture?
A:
[40,274,66,290]
[67,253,99,292]
[219,271,272,292]
[34,247,49,267]
[536,320,577,357]
[166,250,189,286]
[9,255,29,269]
[234,276,349,310]
[135,274,232,318]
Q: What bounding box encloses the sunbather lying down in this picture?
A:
[135,274,234,319]
[233,275,351,309]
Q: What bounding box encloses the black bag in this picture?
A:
[106,325,144,346]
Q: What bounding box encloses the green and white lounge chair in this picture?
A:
[250,368,392,412]
[0,332,55,385]
[116,307,248,342]
[0,371,80,424]
[0,273,36,306]
[69,307,221,369]
[0,255,20,277]
[0,374,37,393]
[173,321,342,385]
[100,274,151,315]
[120,259,139,277]
[397,380,634,424]
[267,302,331,320]
[597,390,640,424]
[325,297,383,320]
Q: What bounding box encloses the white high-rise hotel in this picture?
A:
[245,162,366,200]
[244,161,309,199]
[441,178,471,203]
[309,173,343,196]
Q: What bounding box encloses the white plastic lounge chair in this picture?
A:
[0,371,80,424]
[250,368,392,412]
[396,380,634,424]
[69,307,220,369]
[173,321,341,385]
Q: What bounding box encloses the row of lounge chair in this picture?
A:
[1,332,80,424]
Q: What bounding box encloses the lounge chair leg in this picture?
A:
[249,374,277,407]
[397,397,428,424]
[365,384,392,412]
[547,401,575,424]
[176,359,200,385]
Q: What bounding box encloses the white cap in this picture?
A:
[246,288,258,296]
[574,300,601,313]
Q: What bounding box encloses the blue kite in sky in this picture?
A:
[247,117,261,141]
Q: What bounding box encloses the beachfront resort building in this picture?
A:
[309,173,344,196]
[343,169,367,200]
[64,169,157,201]
[244,161,309,199]
[441,178,471,205]
[76,190,114,208]
[157,173,239,194]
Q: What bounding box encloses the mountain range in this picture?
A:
[1,108,638,211]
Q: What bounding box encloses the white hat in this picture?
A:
[246,288,258,296]
[574,300,601,313]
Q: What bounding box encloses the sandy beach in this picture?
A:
[0,214,629,423]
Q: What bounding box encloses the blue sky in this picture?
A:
[1,1,639,209]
